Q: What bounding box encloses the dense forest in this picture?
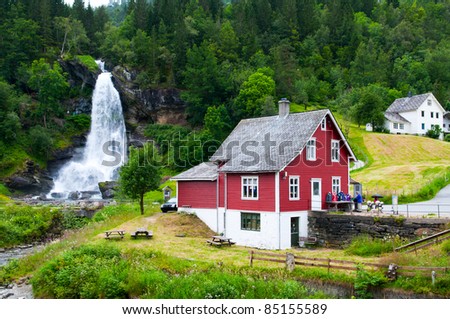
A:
[0,0,449,180]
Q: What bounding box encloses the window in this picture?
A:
[428,99,432,106]
[242,176,258,199]
[436,112,439,119]
[321,118,326,130]
[431,112,434,118]
[289,176,299,200]
[393,123,398,129]
[241,213,260,231]
[421,123,425,130]
[399,123,404,130]
[421,111,425,117]
[331,139,340,162]
[306,139,316,161]
[332,177,341,194]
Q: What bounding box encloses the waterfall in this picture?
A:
[48,61,126,199]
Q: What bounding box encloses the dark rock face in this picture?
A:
[4,160,53,195]
[111,65,187,127]
[98,181,119,199]
[59,58,100,89]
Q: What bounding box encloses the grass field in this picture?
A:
[345,124,450,202]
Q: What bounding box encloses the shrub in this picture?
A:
[0,206,63,248]
[442,240,450,255]
[32,245,129,298]
[354,265,387,299]
[345,235,397,257]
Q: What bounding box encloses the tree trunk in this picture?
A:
[139,193,144,215]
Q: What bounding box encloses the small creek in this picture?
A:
[0,245,44,299]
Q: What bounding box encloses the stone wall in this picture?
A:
[308,212,449,248]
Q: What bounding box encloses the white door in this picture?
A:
[311,178,322,210]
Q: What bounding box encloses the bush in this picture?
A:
[345,235,397,257]
[354,265,387,299]
[32,245,129,298]
[442,240,450,255]
[28,125,54,160]
[0,206,63,248]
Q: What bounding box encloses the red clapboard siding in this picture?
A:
[226,173,275,212]
[280,115,351,212]
[177,181,217,208]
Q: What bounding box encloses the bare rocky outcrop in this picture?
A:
[111,65,187,127]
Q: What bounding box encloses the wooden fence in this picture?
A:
[248,250,449,278]
[394,229,450,253]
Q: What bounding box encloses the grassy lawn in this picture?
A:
[343,122,450,202]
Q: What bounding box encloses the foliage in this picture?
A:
[27,125,54,160]
[64,114,91,135]
[0,206,63,248]
[31,245,323,299]
[75,55,99,72]
[345,235,399,257]
[31,245,129,298]
[425,125,443,139]
[27,59,69,128]
[441,240,450,255]
[233,68,276,120]
[353,265,387,299]
[119,144,162,214]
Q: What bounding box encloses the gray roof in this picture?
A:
[386,93,432,113]
[210,109,356,173]
[384,112,410,123]
[172,162,218,181]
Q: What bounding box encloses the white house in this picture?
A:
[444,112,450,134]
[384,92,445,139]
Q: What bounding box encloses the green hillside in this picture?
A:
[348,125,450,202]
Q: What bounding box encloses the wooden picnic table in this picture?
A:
[206,235,236,247]
[105,230,125,239]
[131,228,153,239]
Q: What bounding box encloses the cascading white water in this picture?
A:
[48,61,126,199]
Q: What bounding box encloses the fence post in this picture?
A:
[286,253,295,272]
[249,250,253,267]
[437,205,440,218]
[432,271,436,286]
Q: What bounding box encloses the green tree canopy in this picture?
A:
[119,144,162,215]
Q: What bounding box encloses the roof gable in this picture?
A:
[210,109,356,173]
[386,93,435,113]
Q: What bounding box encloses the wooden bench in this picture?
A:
[299,236,318,248]
[105,230,125,239]
[131,228,153,239]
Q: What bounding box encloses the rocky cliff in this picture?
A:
[111,66,187,129]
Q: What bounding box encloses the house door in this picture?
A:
[290,217,299,247]
[311,178,322,210]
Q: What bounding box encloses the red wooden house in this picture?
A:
[172,99,357,249]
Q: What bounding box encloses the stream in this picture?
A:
[0,245,43,299]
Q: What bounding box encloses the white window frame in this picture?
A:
[321,118,326,130]
[289,176,300,200]
[306,138,316,161]
[436,112,439,119]
[331,139,340,162]
[421,110,425,117]
[332,176,341,194]
[399,123,404,130]
[241,176,259,200]
[428,99,432,106]
[393,123,398,129]
[431,112,434,118]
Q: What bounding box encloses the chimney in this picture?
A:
[278,98,290,118]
